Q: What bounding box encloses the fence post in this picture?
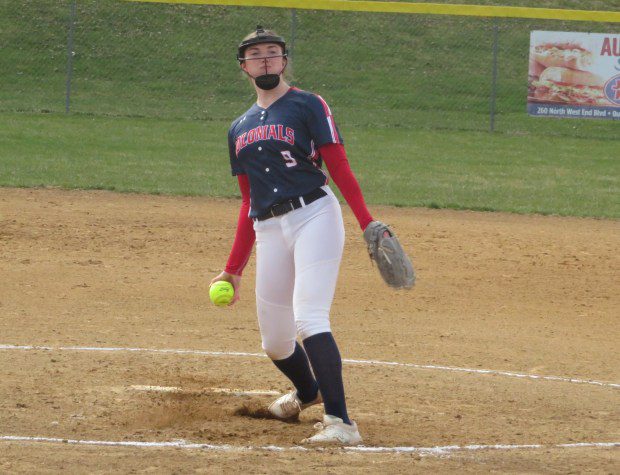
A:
[65,0,77,113]
[489,19,499,132]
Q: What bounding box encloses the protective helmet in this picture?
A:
[237,26,287,62]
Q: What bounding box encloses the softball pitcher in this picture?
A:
[210,27,400,445]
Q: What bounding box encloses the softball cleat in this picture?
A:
[301,414,362,445]
[268,390,322,420]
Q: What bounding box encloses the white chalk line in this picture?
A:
[1,435,618,456]
[128,385,280,396]
[1,344,618,389]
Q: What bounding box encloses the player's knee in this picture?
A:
[262,338,296,361]
[295,316,331,341]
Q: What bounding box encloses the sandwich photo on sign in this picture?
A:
[527,31,620,120]
[529,41,606,105]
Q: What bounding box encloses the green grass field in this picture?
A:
[1,111,617,218]
[0,1,618,218]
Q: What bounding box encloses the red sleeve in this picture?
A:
[319,143,374,231]
[224,174,255,276]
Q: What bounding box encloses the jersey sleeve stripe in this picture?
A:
[315,94,341,144]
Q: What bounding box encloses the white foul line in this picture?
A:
[128,385,281,396]
[0,435,618,456]
[1,344,618,389]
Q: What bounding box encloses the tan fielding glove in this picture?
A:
[363,221,415,289]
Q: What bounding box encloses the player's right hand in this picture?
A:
[210,271,242,305]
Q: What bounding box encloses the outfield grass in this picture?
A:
[1,1,618,139]
[1,1,617,218]
[1,112,617,218]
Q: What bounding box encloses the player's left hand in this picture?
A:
[210,271,242,305]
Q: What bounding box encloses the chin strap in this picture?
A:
[243,57,287,90]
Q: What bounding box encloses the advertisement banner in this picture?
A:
[528,31,620,120]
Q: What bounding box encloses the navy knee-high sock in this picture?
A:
[271,342,319,404]
[302,332,351,425]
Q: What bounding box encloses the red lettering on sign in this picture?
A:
[612,79,620,100]
[601,37,620,57]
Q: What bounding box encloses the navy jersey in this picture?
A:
[228,87,343,218]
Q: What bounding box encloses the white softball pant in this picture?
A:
[253,185,345,360]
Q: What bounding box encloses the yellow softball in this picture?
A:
[209,281,235,307]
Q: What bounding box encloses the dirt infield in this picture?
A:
[1,187,618,473]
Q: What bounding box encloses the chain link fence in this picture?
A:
[1,0,617,138]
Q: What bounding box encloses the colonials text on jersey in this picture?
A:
[235,124,295,155]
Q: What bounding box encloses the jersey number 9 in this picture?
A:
[281,150,298,168]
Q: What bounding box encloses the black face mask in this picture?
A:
[254,73,281,90]
[244,56,287,91]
